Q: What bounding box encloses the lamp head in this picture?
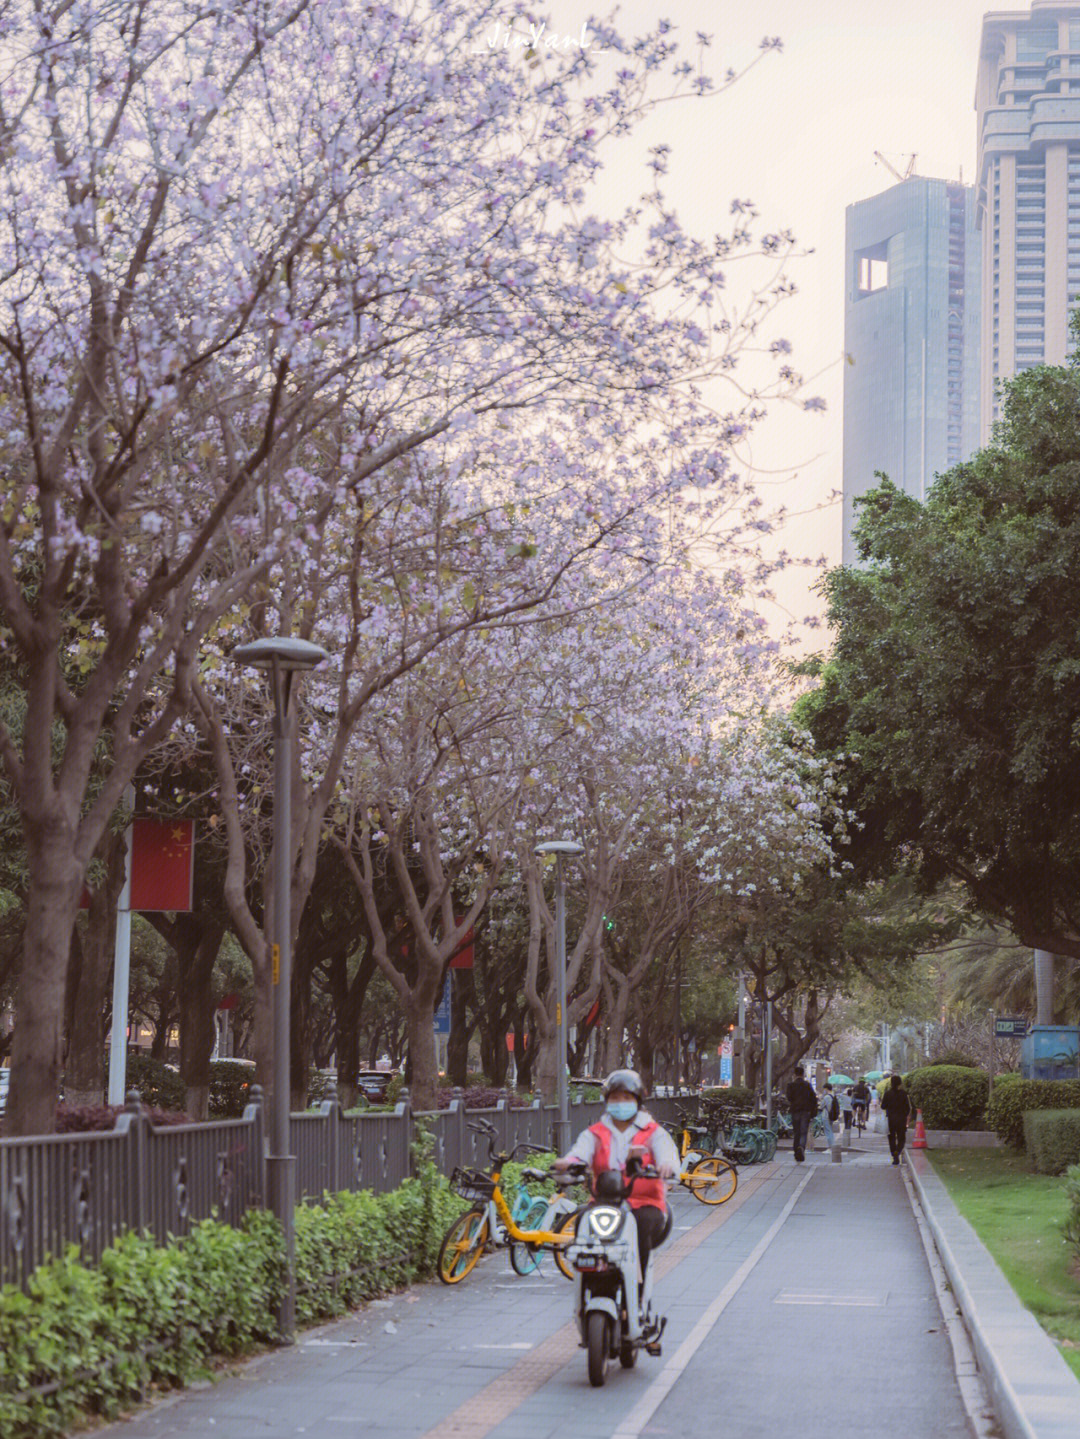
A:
[534,839,584,858]
[231,638,330,671]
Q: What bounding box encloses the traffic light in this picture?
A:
[602,914,615,932]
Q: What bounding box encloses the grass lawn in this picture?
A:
[928,1148,1080,1381]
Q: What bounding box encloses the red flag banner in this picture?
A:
[129,818,194,912]
[449,925,475,970]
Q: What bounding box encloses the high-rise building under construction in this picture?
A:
[842,176,981,565]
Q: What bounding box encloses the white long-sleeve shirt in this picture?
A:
[564,1108,681,1174]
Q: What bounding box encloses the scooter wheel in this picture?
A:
[586,1311,610,1387]
[619,1340,638,1369]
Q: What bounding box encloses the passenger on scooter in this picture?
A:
[553,1069,680,1279]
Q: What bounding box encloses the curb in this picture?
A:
[907,1150,1080,1439]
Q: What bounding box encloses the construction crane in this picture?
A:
[874,151,917,184]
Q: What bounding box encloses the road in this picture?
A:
[96,1137,985,1439]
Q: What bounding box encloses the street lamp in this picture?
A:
[535,839,584,1153]
[232,636,329,1341]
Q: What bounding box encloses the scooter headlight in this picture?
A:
[583,1205,623,1240]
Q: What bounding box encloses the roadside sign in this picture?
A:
[719,1054,732,1084]
[994,1016,1027,1037]
[434,981,451,1036]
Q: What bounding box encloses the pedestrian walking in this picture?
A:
[785,1064,818,1163]
[838,1086,854,1132]
[817,1084,839,1148]
[881,1073,911,1165]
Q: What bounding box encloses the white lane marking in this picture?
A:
[774,1291,882,1306]
[471,1343,534,1350]
[611,1169,815,1439]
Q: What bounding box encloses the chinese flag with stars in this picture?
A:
[129,818,194,912]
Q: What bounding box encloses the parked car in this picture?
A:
[357,1069,396,1102]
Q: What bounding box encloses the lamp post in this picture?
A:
[231,636,329,1341]
[535,839,584,1153]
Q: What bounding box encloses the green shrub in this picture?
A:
[930,1048,979,1068]
[208,1060,256,1118]
[123,1054,186,1111]
[905,1065,990,1130]
[0,1211,280,1438]
[702,1085,755,1111]
[0,1163,463,1435]
[1064,1164,1080,1256]
[1023,1109,1080,1175]
[986,1077,1080,1148]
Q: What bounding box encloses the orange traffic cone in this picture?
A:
[912,1109,927,1149]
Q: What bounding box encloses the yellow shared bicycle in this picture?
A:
[666,1110,739,1205]
[438,1119,579,1284]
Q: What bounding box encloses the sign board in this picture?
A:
[994,1016,1028,1037]
[433,981,451,1036]
[720,1039,733,1058]
[719,1054,732,1084]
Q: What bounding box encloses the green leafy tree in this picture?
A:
[800,348,1080,963]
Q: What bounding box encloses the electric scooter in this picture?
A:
[561,1158,670,1387]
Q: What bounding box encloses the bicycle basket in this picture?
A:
[450,1167,495,1202]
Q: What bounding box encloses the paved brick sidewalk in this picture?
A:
[93,1144,977,1439]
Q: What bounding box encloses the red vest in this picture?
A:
[588,1119,668,1211]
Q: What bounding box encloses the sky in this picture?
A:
[522,0,1004,640]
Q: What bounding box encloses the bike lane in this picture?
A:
[91,1166,782,1439]
[469,1147,978,1439]
[93,1148,979,1439]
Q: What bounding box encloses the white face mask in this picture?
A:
[607,1100,638,1122]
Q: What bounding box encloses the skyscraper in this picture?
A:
[842,177,981,566]
[977,1,1080,440]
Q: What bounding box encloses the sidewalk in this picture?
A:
[92,1140,996,1439]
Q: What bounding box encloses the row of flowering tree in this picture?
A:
[0,0,826,1132]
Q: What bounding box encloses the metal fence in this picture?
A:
[0,1086,690,1290]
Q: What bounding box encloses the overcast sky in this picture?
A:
[524,0,1002,639]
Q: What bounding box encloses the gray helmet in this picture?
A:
[603,1068,645,1100]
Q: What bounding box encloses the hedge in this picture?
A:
[904,1065,990,1131]
[702,1086,755,1112]
[121,1055,186,1111]
[986,1075,1080,1148]
[1065,1165,1080,1258]
[208,1060,256,1118]
[1022,1109,1080,1176]
[0,1152,464,1437]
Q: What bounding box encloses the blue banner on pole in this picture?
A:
[434,979,451,1035]
[719,1055,732,1084]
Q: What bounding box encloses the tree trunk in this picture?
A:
[407,996,440,1110]
[179,923,225,1120]
[252,952,274,1106]
[447,969,472,1086]
[290,951,313,1112]
[330,945,375,1111]
[603,983,630,1072]
[637,1031,655,1095]
[8,838,83,1135]
[66,830,127,1107]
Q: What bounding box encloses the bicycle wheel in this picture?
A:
[509,1196,550,1276]
[551,1205,580,1281]
[686,1155,737,1205]
[438,1208,489,1284]
[759,1130,777,1162]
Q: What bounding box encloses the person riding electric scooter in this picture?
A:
[553,1069,680,1384]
